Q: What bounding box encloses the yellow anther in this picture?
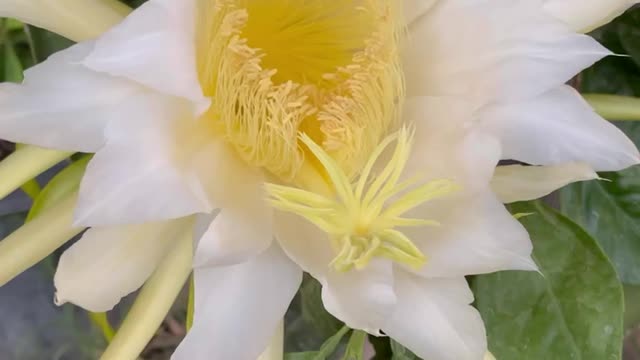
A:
[196,0,404,182]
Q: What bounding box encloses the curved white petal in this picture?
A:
[274,211,335,278]
[83,0,209,114]
[74,99,215,226]
[321,260,397,335]
[383,273,487,360]
[405,0,609,106]
[481,86,640,171]
[492,163,598,204]
[194,200,273,267]
[405,96,501,191]
[0,42,144,152]
[406,190,536,278]
[54,219,188,312]
[544,0,639,33]
[172,244,302,360]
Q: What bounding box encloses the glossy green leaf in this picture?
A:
[300,274,343,338]
[390,340,419,360]
[623,285,640,333]
[342,331,366,360]
[474,202,623,360]
[285,326,350,360]
[560,148,640,285]
[26,156,90,222]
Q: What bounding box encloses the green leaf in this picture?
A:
[312,326,350,360]
[474,202,623,360]
[300,274,343,338]
[285,326,351,360]
[390,340,420,360]
[285,352,320,360]
[342,331,367,360]
[369,335,393,360]
[26,156,90,222]
[560,146,640,285]
[623,285,640,333]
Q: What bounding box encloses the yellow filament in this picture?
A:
[266,128,460,272]
[195,0,404,183]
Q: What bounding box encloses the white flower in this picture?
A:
[0,1,638,360]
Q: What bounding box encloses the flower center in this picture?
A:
[195,0,404,186]
[266,128,459,272]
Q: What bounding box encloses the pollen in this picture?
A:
[266,128,460,272]
[195,0,404,184]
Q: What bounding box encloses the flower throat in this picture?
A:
[195,0,405,186]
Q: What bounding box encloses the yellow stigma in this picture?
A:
[196,0,404,183]
[266,128,460,272]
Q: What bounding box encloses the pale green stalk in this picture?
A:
[90,312,116,342]
[0,192,83,286]
[484,351,497,360]
[584,94,640,121]
[0,146,70,201]
[0,0,131,42]
[186,275,195,330]
[100,230,192,360]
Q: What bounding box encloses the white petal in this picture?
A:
[172,244,302,360]
[383,273,487,360]
[83,0,209,114]
[492,163,598,204]
[321,260,396,335]
[405,0,609,106]
[274,211,335,278]
[0,42,144,152]
[403,0,437,26]
[481,86,640,171]
[74,98,215,226]
[194,199,273,267]
[404,96,501,190]
[544,0,639,33]
[54,219,188,312]
[405,190,536,278]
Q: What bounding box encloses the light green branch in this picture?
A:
[584,94,640,121]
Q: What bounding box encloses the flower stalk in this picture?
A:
[0,191,82,286]
[585,94,640,121]
[0,0,130,42]
[0,146,70,201]
[100,229,192,360]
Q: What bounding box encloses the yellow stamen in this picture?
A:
[266,128,460,272]
[196,0,404,183]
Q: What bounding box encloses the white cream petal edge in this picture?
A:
[480,85,640,172]
[193,200,273,267]
[54,219,189,312]
[544,0,640,33]
[321,260,396,335]
[172,243,302,360]
[492,162,598,204]
[83,0,210,114]
[0,42,143,152]
[405,0,609,105]
[73,97,214,226]
[405,190,536,278]
[383,273,487,360]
